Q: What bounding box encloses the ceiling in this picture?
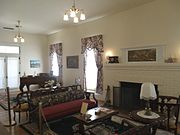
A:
[0,0,154,35]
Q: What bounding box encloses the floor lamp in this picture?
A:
[3,87,16,126]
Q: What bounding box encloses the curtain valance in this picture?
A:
[81,34,103,54]
[49,43,62,56]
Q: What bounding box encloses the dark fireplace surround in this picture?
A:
[113,81,158,111]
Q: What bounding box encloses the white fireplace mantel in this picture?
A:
[104,63,180,71]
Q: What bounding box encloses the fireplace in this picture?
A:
[113,81,158,111]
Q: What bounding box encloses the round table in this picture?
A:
[130,110,166,135]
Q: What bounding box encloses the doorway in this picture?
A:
[0,46,20,90]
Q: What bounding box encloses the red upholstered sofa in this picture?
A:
[30,85,97,121]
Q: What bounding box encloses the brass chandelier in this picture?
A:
[63,0,86,23]
[14,20,25,43]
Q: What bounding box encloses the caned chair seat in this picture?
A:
[13,103,29,112]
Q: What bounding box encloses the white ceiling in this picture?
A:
[0,0,154,35]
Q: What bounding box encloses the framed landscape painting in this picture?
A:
[66,55,79,68]
[121,45,165,63]
[128,48,156,62]
[30,60,40,68]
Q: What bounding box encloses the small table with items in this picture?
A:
[73,107,119,135]
[130,109,166,135]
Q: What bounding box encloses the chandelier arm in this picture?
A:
[73,0,75,8]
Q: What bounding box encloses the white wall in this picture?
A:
[0,30,48,76]
[48,0,180,100]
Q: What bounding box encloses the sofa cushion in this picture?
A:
[42,99,96,120]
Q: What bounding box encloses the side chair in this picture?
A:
[156,95,180,135]
[13,91,31,123]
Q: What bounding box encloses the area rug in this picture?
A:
[0,91,18,110]
[48,116,129,135]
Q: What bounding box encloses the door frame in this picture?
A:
[0,44,21,90]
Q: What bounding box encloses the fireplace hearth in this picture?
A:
[113,81,158,111]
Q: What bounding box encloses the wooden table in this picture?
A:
[73,107,119,135]
[130,109,166,135]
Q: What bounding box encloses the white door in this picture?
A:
[0,57,6,89]
[0,45,20,90]
[0,57,20,90]
[7,57,19,89]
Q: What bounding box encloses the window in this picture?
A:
[52,53,59,76]
[0,46,19,54]
[85,49,98,91]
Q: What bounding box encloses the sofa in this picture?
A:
[30,85,98,121]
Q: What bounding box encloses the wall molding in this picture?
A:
[104,63,180,71]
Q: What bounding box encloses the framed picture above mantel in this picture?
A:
[121,45,165,63]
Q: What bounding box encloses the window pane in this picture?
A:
[0,57,5,89]
[0,46,19,54]
[52,53,59,76]
[85,50,97,90]
[7,57,19,88]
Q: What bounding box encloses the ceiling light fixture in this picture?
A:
[63,0,86,23]
[14,20,25,43]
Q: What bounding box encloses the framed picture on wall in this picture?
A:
[66,55,79,68]
[128,48,156,62]
[121,45,165,63]
[30,60,40,68]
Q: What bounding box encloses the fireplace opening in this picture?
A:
[113,81,158,111]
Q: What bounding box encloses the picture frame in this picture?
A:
[66,55,79,68]
[30,60,40,68]
[121,45,165,63]
[128,48,156,62]
[108,56,119,63]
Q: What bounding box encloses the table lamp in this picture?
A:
[140,82,157,116]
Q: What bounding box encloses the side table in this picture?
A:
[130,110,166,135]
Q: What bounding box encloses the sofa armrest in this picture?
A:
[84,92,98,106]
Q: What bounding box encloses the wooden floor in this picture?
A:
[0,107,29,135]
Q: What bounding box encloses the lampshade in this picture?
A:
[140,82,157,100]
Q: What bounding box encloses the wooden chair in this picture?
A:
[13,91,31,123]
[156,95,180,135]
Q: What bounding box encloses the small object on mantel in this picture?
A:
[108,56,119,63]
[165,57,177,63]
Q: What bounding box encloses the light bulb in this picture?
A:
[80,13,85,20]
[70,10,76,18]
[63,14,69,21]
[14,37,18,42]
[73,16,79,23]
[21,37,25,43]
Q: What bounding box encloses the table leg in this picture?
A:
[79,123,85,135]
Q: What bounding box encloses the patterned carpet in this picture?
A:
[48,116,132,135]
[0,91,18,110]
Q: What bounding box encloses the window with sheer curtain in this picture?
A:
[49,43,63,85]
[52,52,59,76]
[85,49,98,91]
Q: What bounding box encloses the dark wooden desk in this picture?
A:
[19,76,57,92]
